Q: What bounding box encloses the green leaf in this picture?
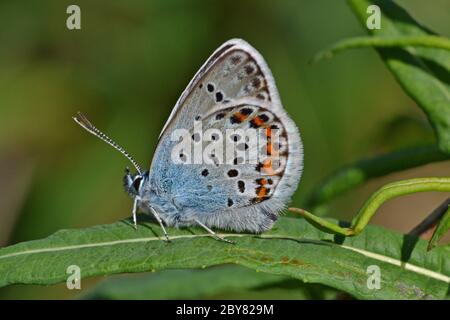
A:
[81,266,285,300]
[312,35,450,63]
[348,0,450,154]
[81,265,335,300]
[0,216,448,299]
[428,206,450,251]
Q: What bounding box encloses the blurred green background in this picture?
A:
[0,0,449,299]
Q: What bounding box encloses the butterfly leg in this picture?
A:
[194,219,235,244]
[150,207,171,242]
[132,197,139,230]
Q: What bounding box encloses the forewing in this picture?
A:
[157,39,283,143]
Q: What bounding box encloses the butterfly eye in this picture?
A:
[133,176,143,192]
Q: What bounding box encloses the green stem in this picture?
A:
[291,177,450,237]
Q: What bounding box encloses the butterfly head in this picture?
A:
[123,168,148,198]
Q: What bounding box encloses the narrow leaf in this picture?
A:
[81,266,316,300]
[428,206,450,251]
[348,0,450,154]
[312,35,450,63]
[0,216,448,299]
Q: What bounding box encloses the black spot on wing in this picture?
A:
[215,112,225,120]
[215,91,223,102]
[227,169,238,177]
[238,180,245,193]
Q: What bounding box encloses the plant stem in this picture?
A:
[292,177,450,237]
[306,145,448,210]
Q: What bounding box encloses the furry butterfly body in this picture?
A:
[74,39,303,241]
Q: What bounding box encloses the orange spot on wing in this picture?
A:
[262,159,276,175]
[267,142,272,155]
[254,116,264,127]
[266,142,279,157]
[234,111,248,122]
[256,178,267,185]
[256,186,268,197]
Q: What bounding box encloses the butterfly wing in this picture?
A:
[147,39,303,232]
[157,38,284,140]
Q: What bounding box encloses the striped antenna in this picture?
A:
[73,112,143,175]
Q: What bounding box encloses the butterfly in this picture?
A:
[73,39,303,243]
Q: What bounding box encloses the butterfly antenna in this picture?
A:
[73,112,143,175]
